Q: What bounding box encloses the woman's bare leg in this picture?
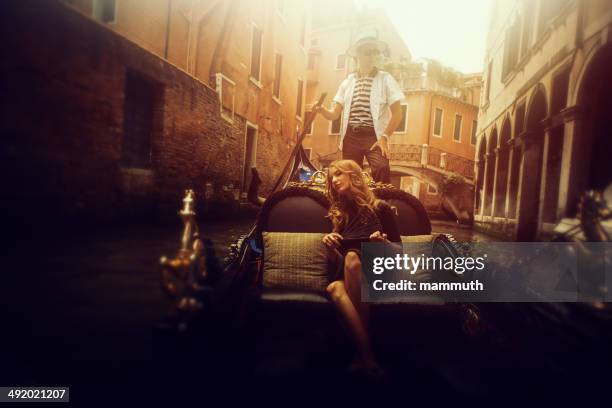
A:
[343,251,369,330]
[326,280,376,365]
[326,251,379,367]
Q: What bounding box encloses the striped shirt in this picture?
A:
[333,69,405,149]
[348,73,375,128]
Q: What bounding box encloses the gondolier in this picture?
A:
[312,31,405,183]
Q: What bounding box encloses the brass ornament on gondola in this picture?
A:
[287,169,395,193]
[160,189,207,314]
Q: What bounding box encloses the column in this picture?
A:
[413,179,421,200]
[515,131,540,241]
[503,138,516,219]
[536,119,553,229]
[473,158,481,216]
[480,154,490,216]
[421,144,429,166]
[490,147,501,218]
[557,106,584,219]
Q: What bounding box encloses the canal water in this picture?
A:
[2,214,498,396]
[430,219,495,242]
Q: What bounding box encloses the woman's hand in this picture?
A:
[322,232,343,249]
[369,230,388,242]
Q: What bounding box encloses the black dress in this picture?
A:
[333,200,401,280]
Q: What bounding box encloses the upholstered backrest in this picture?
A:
[266,196,331,233]
[373,189,432,236]
[259,187,332,233]
[258,186,431,236]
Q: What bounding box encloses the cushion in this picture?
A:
[399,235,434,277]
[400,234,434,243]
[260,289,330,303]
[262,232,332,293]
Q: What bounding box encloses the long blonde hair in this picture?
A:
[326,160,380,232]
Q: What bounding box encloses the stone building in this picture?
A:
[303,3,481,220]
[1,0,311,223]
[392,68,481,220]
[474,0,612,240]
[65,0,311,192]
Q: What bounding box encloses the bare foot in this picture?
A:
[346,357,364,374]
[362,360,386,380]
[346,357,386,380]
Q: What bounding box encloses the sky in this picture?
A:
[359,0,492,73]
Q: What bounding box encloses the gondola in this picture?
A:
[154,98,612,396]
[154,96,473,384]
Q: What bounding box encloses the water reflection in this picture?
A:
[431,220,499,242]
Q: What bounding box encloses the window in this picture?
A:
[242,125,258,191]
[299,15,306,48]
[330,117,341,134]
[296,79,304,118]
[216,73,235,122]
[307,53,316,70]
[537,0,555,39]
[250,26,263,82]
[93,0,116,23]
[453,114,462,142]
[485,61,493,103]
[121,72,156,168]
[394,104,408,134]
[336,54,346,70]
[433,107,443,137]
[427,184,438,195]
[304,112,314,134]
[471,120,478,145]
[273,53,282,99]
[502,19,520,80]
[400,176,414,194]
[520,2,534,59]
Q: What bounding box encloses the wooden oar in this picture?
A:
[271,92,327,193]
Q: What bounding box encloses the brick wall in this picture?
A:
[0,1,286,226]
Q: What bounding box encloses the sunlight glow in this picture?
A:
[358,0,492,73]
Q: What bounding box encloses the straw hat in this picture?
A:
[346,30,389,57]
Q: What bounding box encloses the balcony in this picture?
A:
[402,76,461,98]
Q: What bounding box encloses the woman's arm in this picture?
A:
[369,202,403,250]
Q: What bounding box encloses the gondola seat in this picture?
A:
[239,185,455,325]
[222,184,466,375]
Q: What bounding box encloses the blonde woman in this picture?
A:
[323,159,401,377]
